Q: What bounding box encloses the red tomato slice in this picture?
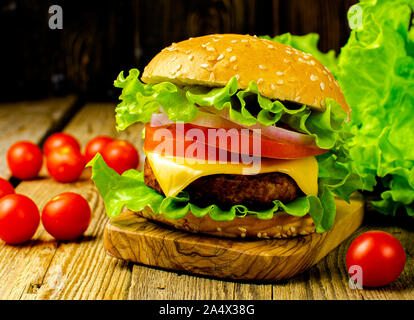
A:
[144,123,328,160]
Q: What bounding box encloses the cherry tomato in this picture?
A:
[43,132,80,156]
[46,146,85,183]
[346,231,406,287]
[102,140,139,175]
[84,136,114,163]
[7,141,43,180]
[42,192,91,240]
[0,178,15,199]
[0,194,40,244]
[144,123,327,160]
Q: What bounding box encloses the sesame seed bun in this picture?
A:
[136,207,316,239]
[142,34,349,112]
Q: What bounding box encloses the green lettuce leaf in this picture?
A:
[114,69,346,150]
[337,0,414,216]
[88,153,358,233]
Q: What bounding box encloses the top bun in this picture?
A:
[142,34,348,112]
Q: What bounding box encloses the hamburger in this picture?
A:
[89,34,361,239]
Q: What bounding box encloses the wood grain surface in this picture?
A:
[3,1,357,100]
[104,195,364,282]
[0,100,412,300]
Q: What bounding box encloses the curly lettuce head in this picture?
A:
[337,0,414,216]
[264,1,414,217]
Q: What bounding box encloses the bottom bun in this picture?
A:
[136,207,316,239]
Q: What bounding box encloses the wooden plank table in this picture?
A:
[0,98,412,300]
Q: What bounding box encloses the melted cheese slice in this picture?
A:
[145,151,319,198]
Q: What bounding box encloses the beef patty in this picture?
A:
[143,159,301,210]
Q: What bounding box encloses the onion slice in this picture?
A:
[189,110,239,129]
[199,106,317,147]
[151,110,239,129]
[150,107,318,148]
[150,112,174,127]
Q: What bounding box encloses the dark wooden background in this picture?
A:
[0,0,357,101]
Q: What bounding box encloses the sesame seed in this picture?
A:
[276,71,283,76]
[291,227,297,233]
[294,96,301,102]
[283,58,289,63]
[226,47,233,52]
[235,74,240,80]
[275,233,281,238]
[171,56,177,62]
[206,46,216,52]
[310,74,318,81]
[209,72,215,81]
[324,66,331,73]
[200,63,209,68]
[231,40,237,43]
[310,60,316,66]
[217,54,224,61]
[207,55,216,61]
[258,64,267,70]
[268,44,274,49]
[257,232,262,238]
[241,39,248,43]
[238,227,247,232]
[271,84,276,90]
[201,42,210,47]
[217,227,222,232]
[188,54,194,61]
[233,65,238,71]
[241,233,246,238]
[257,78,263,84]
[320,82,325,90]
[286,50,292,54]
[277,80,284,85]
[298,58,306,63]
[212,38,219,42]
[230,56,237,62]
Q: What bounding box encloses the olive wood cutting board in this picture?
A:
[103,194,364,282]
